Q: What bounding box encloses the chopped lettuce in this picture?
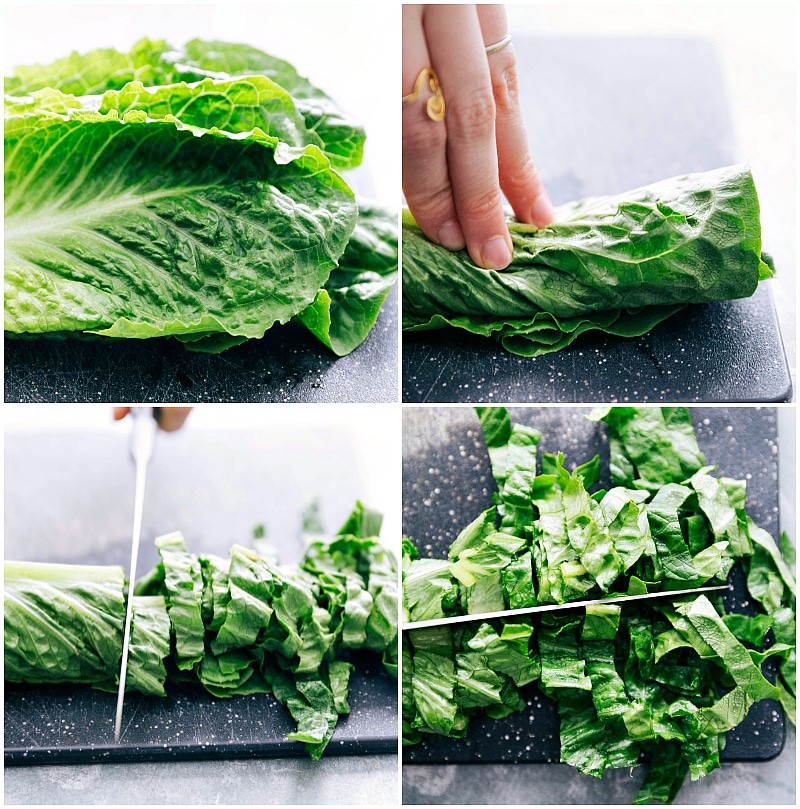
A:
[4,502,397,760]
[402,407,795,803]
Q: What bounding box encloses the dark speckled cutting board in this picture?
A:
[5,652,395,764]
[402,407,786,764]
[402,36,792,403]
[5,286,397,403]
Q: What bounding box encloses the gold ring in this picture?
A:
[402,67,445,122]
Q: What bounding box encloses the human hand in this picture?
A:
[113,407,192,432]
[402,4,554,270]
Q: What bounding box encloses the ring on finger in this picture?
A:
[402,67,446,122]
[485,33,512,54]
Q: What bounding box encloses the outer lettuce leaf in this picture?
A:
[167,38,367,171]
[298,201,398,356]
[411,648,462,737]
[4,104,357,342]
[101,76,316,152]
[403,559,459,622]
[662,595,780,703]
[634,742,688,805]
[4,37,365,171]
[646,484,699,582]
[689,467,752,557]
[211,544,277,655]
[403,165,772,357]
[270,667,340,760]
[4,38,176,97]
[466,622,540,687]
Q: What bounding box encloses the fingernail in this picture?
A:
[437,221,466,251]
[530,193,556,227]
[480,236,512,270]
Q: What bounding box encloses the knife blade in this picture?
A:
[114,407,159,743]
[401,583,731,631]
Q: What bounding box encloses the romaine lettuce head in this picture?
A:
[4,39,397,356]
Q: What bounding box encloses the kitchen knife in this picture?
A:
[402,583,731,630]
[113,407,159,743]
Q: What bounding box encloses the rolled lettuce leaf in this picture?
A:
[402,165,773,357]
[4,561,125,686]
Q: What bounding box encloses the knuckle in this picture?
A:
[501,153,542,192]
[402,115,447,157]
[405,184,454,227]
[448,86,496,141]
[459,186,504,223]
[492,60,521,115]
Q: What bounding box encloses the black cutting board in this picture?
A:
[4,651,395,765]
[4,423,398,764]
[401,36,792,403]
[402,407,786,764]
[4,276,397,405]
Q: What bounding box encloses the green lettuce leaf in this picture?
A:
[5,40,396,356]
[403,165,772,356]
[5,104,357,342]
[166,38,366,171]
[127,595,171,696]
[155,532,206,670]
[298,201,398,356]
[4,37,365,171]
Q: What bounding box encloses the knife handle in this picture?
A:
[129,407,158,466]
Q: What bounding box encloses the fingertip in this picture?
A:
[158,407,192,432]
[529,192,556,229]
[478,235,512,270]
[437,220,466,252]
